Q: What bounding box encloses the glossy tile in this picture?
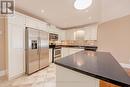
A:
[0,64,56,87]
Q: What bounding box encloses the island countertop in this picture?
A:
[55,51,130,87]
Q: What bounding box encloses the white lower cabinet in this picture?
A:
[62,48,69,58]
[56,65,99,87]
[49,49,52,64]
[69,48,84,55]
[62,47,84,58]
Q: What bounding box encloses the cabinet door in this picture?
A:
[66,30,74,40]
[85,28,91,40]
[90,28,97,40]
[26,16,38,29]
[62,48,84,58]
[69,48,84,55]
[49,49,52,63]
[8,24,25,79]
[62,48,69,58]
[8,12,25,26]
[59,30,66,40]
[37,21,48,32]
[48,25,56,33]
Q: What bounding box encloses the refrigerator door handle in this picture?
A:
[38,37,40,55]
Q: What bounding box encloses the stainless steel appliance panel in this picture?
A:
[49,33,58,41]
[54,48,61,58]
[26,28,40,74]
[26,27,49,75]
[39,31,49,69]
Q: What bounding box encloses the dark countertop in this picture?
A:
[55,51,130,87]
[49,44,98,49]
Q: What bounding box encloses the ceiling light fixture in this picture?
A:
[88,16,92,20]
[74,0,92,10]
[41,9,45,13]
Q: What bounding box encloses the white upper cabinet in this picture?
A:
[8,12,26,26]
[26,16,40,29]
[48,25,58,34]
[58,30,66,40]
[25,16,38,29]
[84,25,98,40]
[25,16,49,32]
[85,28,91,40]
[90,28,97,40]
[37,20,48,32]
[65,24,98,40]
[74,29,85,40]
[66,29,75,40]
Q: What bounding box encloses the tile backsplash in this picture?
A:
[55,40,97,46]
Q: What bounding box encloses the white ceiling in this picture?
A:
[15,0,101,29]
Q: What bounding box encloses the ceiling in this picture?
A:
[15,0,101,29]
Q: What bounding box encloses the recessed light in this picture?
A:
[85,10,89,12]
[88,16,92,20]
[41,9,45,13]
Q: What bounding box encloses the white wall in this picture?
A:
[98,15,130,64]
[101,0,130,22]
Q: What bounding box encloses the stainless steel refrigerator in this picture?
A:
[25,27,49,75]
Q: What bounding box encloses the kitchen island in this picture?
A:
[49,45,98,63]
[55,51,130,87]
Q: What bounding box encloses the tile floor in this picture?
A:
[0,64,56,87]
[0,64,130,87]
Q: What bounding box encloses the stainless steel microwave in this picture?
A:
[49,33,58,41]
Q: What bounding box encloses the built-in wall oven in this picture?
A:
[49,33,61,62]
[54,47,61,59]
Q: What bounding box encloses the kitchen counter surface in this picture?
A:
[55,51,130,87]
[49,44,97,49]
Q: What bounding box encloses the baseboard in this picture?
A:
[8,72,25,80]
[120,63,130,69]
[0,70,5,77]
